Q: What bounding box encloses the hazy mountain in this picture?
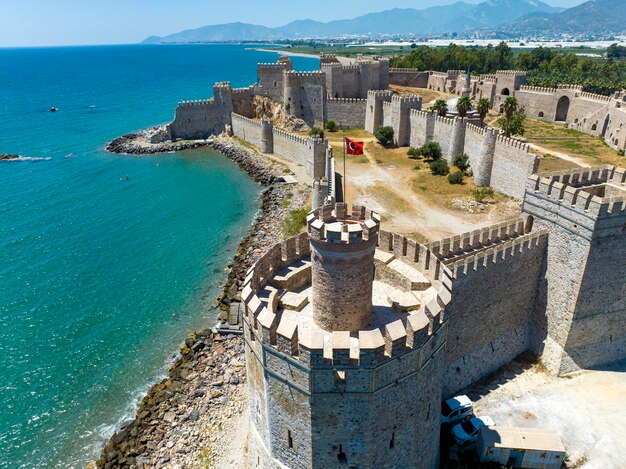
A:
[443,0,560,32]
[497,0,626,36]
[143,0,562,43]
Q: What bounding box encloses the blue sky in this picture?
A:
[1,0,587,47]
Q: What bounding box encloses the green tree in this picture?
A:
[429,159,450,176]
[448,170,465,184]
[453,154,470,172]
[456,96,473,118]
[375,126,394,146]
[497,97,526,137]
[476,97,491,124]
[431,99,448,117]
[325,119,337,132]
[309,127,324,139]
[420,142,442,161]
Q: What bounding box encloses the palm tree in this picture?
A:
[476,97,490,124]
[456,96,472,118]
[502,96,518,120]
[431,99,448,117]
[498,96,525,137]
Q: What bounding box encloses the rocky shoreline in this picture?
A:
[96,132,309,468]
[0,153,20,160]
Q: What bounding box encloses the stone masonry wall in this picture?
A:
[522,167,626,374]
[169,100,228,140]
[272,129,326,179]
[388,69,430,88]
[326,98,367,129]
[443,231,548,396]
[231,113,262,148]
[491,136,540,199]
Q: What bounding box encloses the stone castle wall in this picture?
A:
[326,98,367,129]
[169,99,229,140]
[440,227,548,396]
[231,113,263,148]
[406,110,539,200]
[230,113,326,177]
[388,68,430,88]
[273,128,326,179]
[522,167,626,374]
[491,135,540,199]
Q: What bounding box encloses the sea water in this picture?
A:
[0,44,318,467]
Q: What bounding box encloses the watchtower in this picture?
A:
[243,203,453,469]
[523,166,626,374]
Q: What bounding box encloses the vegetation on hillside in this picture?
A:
[391,42,626,95]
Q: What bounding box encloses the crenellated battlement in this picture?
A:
[451,230,548,278]
[578,91,612,103]
[257,63,289,69]
[390,67,423,73]
[427,217,528,263]
[327,97,367,104]
[496,134,530,151]
[519,85,557,94]
[285,70,326,78]
[177,98,215,107]
[214,81,231,89]
[527,165,626,216]
[368,89,394,98]
[242,231,451,365]
[391,94,422,105]
[434,114,462,126]
[306,203,380,244]
[496,70,528,76]
[479,74,497,82]
[272,127,324,145]
[232,113,261,127]
[558,84,583,91]
[465,122,499,138]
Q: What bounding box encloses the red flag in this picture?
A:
[345,137,364,155]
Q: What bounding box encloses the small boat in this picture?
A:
[49,107,58,112]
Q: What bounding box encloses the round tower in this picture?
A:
[307,203,379,331]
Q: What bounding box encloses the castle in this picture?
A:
[163,55,626,468]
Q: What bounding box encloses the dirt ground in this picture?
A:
[467,358,626,469]
[324,129,519,241]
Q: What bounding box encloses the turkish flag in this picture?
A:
[345,137,364,155]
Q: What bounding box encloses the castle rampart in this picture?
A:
[326,97,367,129]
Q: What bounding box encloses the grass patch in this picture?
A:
[537,153,581,172]
[282,207,310,237]
[497,118,623,167]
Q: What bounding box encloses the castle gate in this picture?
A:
[555,96,570,122]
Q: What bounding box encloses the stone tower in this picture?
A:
[243,203,453,469]
[523,166,626,374]
[309,204,378,331]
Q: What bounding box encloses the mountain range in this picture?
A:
[143,0,624,43]
[496,0,626,36]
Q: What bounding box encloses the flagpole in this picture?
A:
[343,136,347,206]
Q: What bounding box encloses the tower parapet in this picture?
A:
[243,203,452,469]
[307,203,380,331]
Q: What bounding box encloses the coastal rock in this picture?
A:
[0,154,19,160]
[96,131,309,469]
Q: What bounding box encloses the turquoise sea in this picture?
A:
[0,44,318,467]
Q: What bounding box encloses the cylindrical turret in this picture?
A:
[307,203,380,331]
[260,119,273,153]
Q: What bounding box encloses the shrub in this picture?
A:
[472,187,495,203]
[413,164,421,171]
[618,149,625,156]
[453,154,470,172]
[309,127,324,139]
[407,147,422,159]
[282,207,310,237]
[325,119,337,132]
[420,142,442,161]
[447,170,465,184]
[429,159,449,176]
[375,126,394,146]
